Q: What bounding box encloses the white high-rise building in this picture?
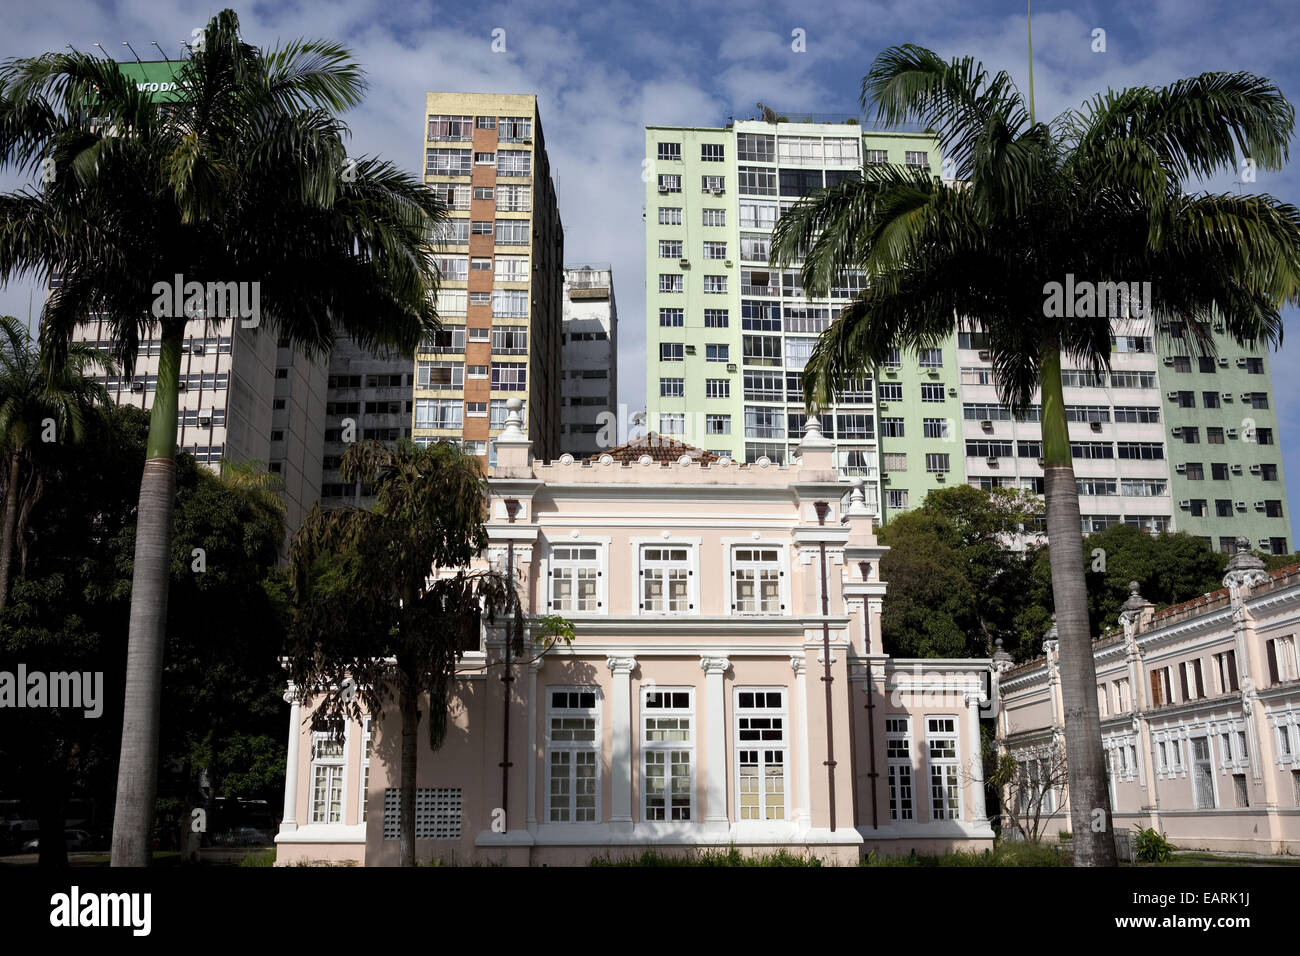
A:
[561,265,617,456]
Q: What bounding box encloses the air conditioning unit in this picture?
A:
[657,186,670,193]
[1231,464,1243,474]
[1227,428,1238,438]
[1237,358,1248,367]
[1036,457,1045,467]
[130,381,145,393]
[1250,464,1262,474]
[978,350,991,361]
[986,456,999,466]
[1166,391,1179,400]
[1235,500,1247,510]
[1241,393,1253,401]
[198,410,213,427]
[1090,421,1103,432]
[935,472,946,482]
[684,345,696,355]
[948,387,958,396]
[981,419,993,431]
[1162,356,1175,366]
[177,382,188,392]
[709,186,724,195]
[724,260,733,267]
[877,402,889,411]
[1254,501,1266,511]
[1260,538,1272,551]
[1217,357,1228,367]
[679,258,690,268]
[1179,499,1192,509]
[1175,463,1187,473]
[1171,427,1183,437]
[1222,391,1233,402]
[192,344,205,355]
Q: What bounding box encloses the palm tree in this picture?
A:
[0,314,110,608]
[0,10,446,865]
[285,439,571,866]
[772,45,1300,866]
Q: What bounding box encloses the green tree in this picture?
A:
[0,314,109,608]
[284,439,572,867]
[0,10,446,865]
[772,45,1300,865]
[879,512,976,657]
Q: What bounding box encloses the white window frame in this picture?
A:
[359,716,371,823]
[1190,734,1218,809]
[642,686,695,822]
[634,539,699,615]
[546,687,602,823]
[885,716,914,821]
[724,541,788,616]
[310,721,350,825]
[925,716,962,821]
[734,688,788,822]
[545,540,608,615]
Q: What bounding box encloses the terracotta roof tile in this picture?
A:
[585,433,720,464]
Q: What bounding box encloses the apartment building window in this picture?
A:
[1071,442,1114,459]
[836,413,875,439]
[742,335,781,366]
[1246,392,1269,409]
[920,383,946,402]
[1111,406,1160,424]
[878,382,903,402]
[742,371,782,401]
[470,257,492,272]
[922,418,950,440]
[490,363,526,390]
[414,398,463,429]
[742,299,779,328]
[918,348,944,369]
[657,142,682,161]
[1112,335,1152,353]
[658,207,682,225]
[659,377,685,398]
[1061,368,1105,387]
[489,399,526,429]
[1245,357,1265,373]
[963,403,1012,421]
[1182,427,1201,444]
[425,148,472,175]
[1214,650,1240,693]
[1265,500,1285,518]
[434,256,469,282]
[310,727,346,824]
[926,717,960,820]
[1192,737,1216,808]
[1112,370,1157,388]
[1207,427,1225,445]
[1180,659,1207,700]
[705,344,730,363]
[550,547,601,613]
[704,309,729,328]
[659,274,683,293]
[1262,463,1279,481]
[427,114,472,141]
[1183,462,1204,480]
[703,241,727,259]
[498,116,532,141]
[887,489,909,510]
[472,185,494,198]
[704,378,731,400]
[905,150,930,168]
[701,175,725,193]
[491,255,528,282]
[1257,427,1274,445]
[1175,391,1195,408]
[882,453,908,473]
[744,406,785,439]
[925,453,951,473]
[1113,678,1130,713]
[705,414,731,435]
[660,343,684,362]
[416,361,463,390]
[1215,499,1233,517]
[494,220,530,245]
[737,166,777,195]
[736,132,775,163]
[738,200,778,229]
[1266,636,1299,685]
[732,548,782,614]
[1117,442,1164,460]
[657,308,685,328]
[659,239,683,258]
[659,413,685,435]
[1271,536,1289,553]
[641,547,691,614]
[704,275,728,294]
[547,689,599,822]
[880,418,904,438]
[702,208,726,227]
[1187,499,1207,517]
[466,401,487,418]
[643,689,694,821]
[1172,355,1191,372]
[736,690,787,820]
[1150,666,1173,707]
[657,174,682,193]
[429,183,471,210]
[701,143,725,162]
[475,151,496,166]
[865,148,888,165]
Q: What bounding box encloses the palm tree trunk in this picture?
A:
[0,452,20,609]
[399,668,418,867]
[1040,342,1116,866]
[111,322,183,867]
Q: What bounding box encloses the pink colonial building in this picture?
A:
[275,403,996,865]
[996,545,1300,854]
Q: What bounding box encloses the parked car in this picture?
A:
[20,829,94,853]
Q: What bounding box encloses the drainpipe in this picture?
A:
[815,501,836,831]
[500,499,521,828]
[859,563,879,829]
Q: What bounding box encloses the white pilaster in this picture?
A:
[280,685,301,833]
[964,692,988,828]
[791,655,812,831]
[526,655,541,832]
[700,656,731,830]
[607,656,637,831]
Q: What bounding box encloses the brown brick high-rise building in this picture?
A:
[417,93,564,464]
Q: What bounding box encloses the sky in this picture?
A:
[3,0,1300,541]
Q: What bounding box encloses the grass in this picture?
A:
[862,842,1067,867]
[590,846,824,867]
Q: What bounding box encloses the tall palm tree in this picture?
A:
[286,440,568,866]
[0,313,110,608]
[0,10,446,865]
[772,45,1300,866]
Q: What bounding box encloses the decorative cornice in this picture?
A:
[606,656,637,674]
[699,656,731,675]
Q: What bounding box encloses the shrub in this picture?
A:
[1132,826,1175,863]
